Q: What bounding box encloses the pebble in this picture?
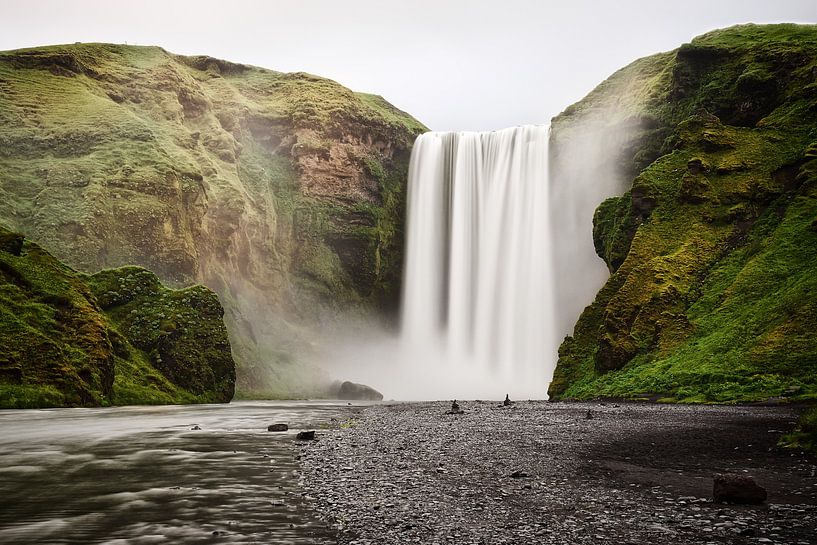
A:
[299,401,817,544]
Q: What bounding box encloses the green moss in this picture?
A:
[0,42,428,398]
[550,24,817,404]
[781,406,817,453]
[0,224,235,408]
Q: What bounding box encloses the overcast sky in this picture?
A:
[1,0,814,131]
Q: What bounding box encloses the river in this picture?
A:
[0,401,356,544]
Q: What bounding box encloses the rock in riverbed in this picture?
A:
[713,473,767,504]
[296,430,316,441]
[267,424,288,432]
[337,381,383,401]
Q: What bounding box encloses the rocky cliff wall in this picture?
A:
[0,44,426,397]
[549,24,817,403]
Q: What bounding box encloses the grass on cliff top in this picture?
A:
[553,23,817,132]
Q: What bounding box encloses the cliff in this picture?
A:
[0,225,235,407]
[549,24,817,404]
[0,43,426,397]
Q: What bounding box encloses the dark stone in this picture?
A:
[446,400,464,415]
[586,409,594,420]
[713,473,767,504]
[296,430,316,441]
[337,381,383,401]
[509,470,529,478]
[191,425,201,430]
[267,423,288,432]
[503,394,512,406]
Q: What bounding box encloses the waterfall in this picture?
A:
[400,125,553,399]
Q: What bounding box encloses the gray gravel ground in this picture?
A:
[298,401,817,545]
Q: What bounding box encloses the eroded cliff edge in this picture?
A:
[0,44,427,397]
[549,24,817,403]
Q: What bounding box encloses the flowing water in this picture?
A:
[0,401,355,544]
[400,125,552,399]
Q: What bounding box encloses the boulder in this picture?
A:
[267,423,288,432]
[296,430,316,441]
[337,381,383,401]
[713,473,767,504]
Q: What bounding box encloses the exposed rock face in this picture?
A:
[549,24,817,402]
[0,225,235,408]
[0,44,427,397]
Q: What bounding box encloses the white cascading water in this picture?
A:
[400,125,553,399]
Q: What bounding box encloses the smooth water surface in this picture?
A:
[0,401,355,544]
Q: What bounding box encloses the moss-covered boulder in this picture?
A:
[0,43,427,397]
[0,225,235,408]
[549,24,817,403]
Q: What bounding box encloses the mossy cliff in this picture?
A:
[549,24,817,405]
[0,225,235,408]
[0,44,426,397]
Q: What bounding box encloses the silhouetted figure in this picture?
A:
[503,394,511,406]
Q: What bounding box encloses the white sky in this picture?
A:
[1,0,814,131]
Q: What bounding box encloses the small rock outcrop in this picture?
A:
[267,424,288,432]
[337,381,384,401]
[297,430,316,441]
[0,225,236,408]
[713,473,767,504]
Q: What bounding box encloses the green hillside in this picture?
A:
[0,225,235,408]
[549,24,817,404]
[0,43,426,397]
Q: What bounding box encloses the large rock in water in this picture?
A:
[548,24,817,403]
[337,381,383,401]
[0,43,427,398]
[0,225,235,408]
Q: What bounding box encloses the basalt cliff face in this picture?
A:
[0,44,426,397]
[0,225,235,408]
[549,24,817,403]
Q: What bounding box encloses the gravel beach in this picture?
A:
[299,401,816,545]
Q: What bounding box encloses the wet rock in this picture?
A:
[296,430,316,441]
[713,473,767,504]
[190,425,201,430]
[509,470,529,478]
[268,423,288,432]
[337,381,384,401]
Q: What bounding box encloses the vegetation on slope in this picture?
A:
[549,24,817,413]
[0,43,427,397]
[0,224,235,408]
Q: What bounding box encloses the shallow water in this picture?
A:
[0,401,354,544]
